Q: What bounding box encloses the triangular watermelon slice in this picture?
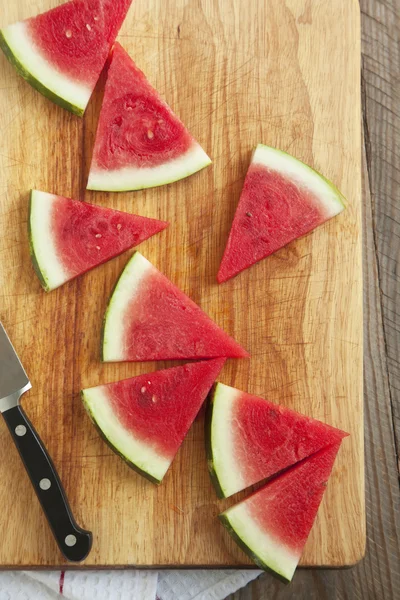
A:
[219,443,342,581]
[0,0,132,116]
[102,252,248,362]
[217,144,346,283]
[29,190,168,292]
[87,43,211,191]
[82,359,225,483]
[206,383,348,498]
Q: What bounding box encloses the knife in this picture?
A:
[0,322,92,562]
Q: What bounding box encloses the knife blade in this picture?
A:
[0,322,92,562]
[0,323,31,411]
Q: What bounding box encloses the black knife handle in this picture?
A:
[2,404,92,562]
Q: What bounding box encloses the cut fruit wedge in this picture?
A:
[217,144,346,283]
[87,43,211,191]
[29,190,168,291]
[0,0,132,116]
[102,252,248,362]
[220,443,342,581]
[206,382,348,498]
[82,359,225,483]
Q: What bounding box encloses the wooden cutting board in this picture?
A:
[0,0,364,568]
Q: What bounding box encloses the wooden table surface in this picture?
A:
[228,1,400,598]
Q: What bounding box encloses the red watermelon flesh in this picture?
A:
[233,391,347,487]
[217,145,346,283]
[29,190,168,291]
[122,260,248,360]
[28,0,132,86]
[82,358,226,483]
[87,43,211,191]
[102,252,249,362]
[243,444,340,550]
[101,359,225,457]
[207,383,348,498]
[220,443,341,580]
[93,43,192,170]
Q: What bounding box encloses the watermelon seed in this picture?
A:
[94,15,99,21]
[141,386,146,393]
[117,224,122,230]
[147,130,154,139]
[86,24,92,31]
[96,246,101,250]
[246,212,253,217]
[152,395,157,403]
[95,234,102,238]
[65,29,72,38]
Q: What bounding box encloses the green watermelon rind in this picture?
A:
[81,389,164,485]
[87,145,212,193]
[100,277,119,362]
[205,382,249,499]
[28,191,52,292]
[204,384,229,499]
[28,190,72,292]
[100,312,109,363]
[218,512,292,583]
[100,252,146,362]
[254,144,347,212]
[0,30,85,117]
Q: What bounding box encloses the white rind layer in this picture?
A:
[102,252,152,362]
[29,190,69,291]
[82,386,170,482]
[87,143,212,192]
[211,383,244,498]
[252,144,346,218]
[223,503,299,581]
[2,22,91,113]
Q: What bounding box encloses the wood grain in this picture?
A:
[230,0,400,597]
[0,0,364,567]
[362,0,400,458]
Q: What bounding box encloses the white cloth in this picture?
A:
[0,569,261,600]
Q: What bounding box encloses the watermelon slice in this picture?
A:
[217,144,346,283]
[206,383,348,498]
[0,0,132,116]
[87,43,211,191]
[102,252,248,362]
[29,189,168,292]
[219,443,342,581]
[82,359,225,483]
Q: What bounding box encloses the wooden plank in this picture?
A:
[361,0,400,454]
[231,0,400,596]
[0,0,364,567]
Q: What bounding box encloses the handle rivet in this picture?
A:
[39,478,51,491]
[15,425,27,437]
[65,534,77,547]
